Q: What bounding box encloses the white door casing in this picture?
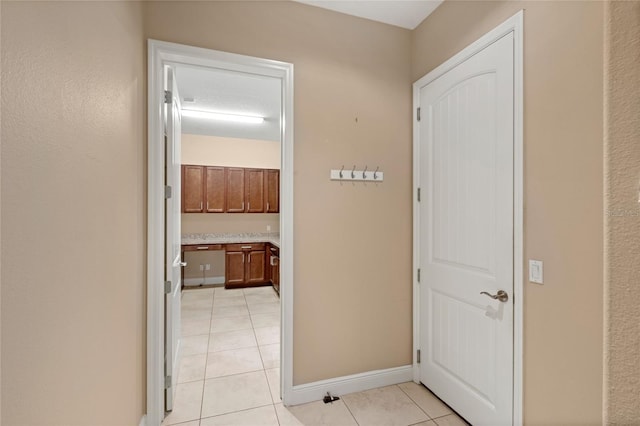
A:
[413,12,523,426]
[164,66,182,412]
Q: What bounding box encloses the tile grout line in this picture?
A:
[339,395,361,426]
[197,289,216,422]
[397,383,435,421]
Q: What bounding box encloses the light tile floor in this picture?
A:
[163,286,469,426]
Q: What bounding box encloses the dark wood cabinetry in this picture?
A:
[224,243,267,288]
[225,168,246,213]
[265,170,279,213]
[205,167,225,213]
[245,169,265,213]
[182,165,205,213]
[268,244,280,293]
[182,165,279,214]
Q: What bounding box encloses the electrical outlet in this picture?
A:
[205,264,211,271]
[529,260,543,284]
[199,264,204,271]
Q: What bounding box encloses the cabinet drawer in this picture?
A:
[182,244,224,251]
[226,243,265,252]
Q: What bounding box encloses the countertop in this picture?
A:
[182,232,280,248]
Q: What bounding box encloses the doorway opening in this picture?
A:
[147,40,294,426]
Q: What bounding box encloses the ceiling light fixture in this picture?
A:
[181,109,264,124]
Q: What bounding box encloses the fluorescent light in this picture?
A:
[181,109,264,124]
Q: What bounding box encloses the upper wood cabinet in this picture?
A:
[265,170,279,213]
[205,167,225,213]
[225,168,246,213]
[182,165,279,214]
[182,165,205,213]
[245,169,265,213]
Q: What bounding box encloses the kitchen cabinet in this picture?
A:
[225,168,246,213]
[269,244,280,293]
[225,243,267,288]
[265,170,279,213]
[205,166,225,213]
[245,169,265,213]
[182,165,205,213]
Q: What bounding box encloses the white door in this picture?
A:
[164,66,182,412]
[417,33,514,425]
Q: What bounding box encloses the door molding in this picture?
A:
[147,40,294,426]
[412,11,523,425]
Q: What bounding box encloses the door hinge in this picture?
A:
[417,268,421,283]
[164,375,172,389]
[165,185,172,199]
[164,90,172,104]
[417,187,421,202]
[417,107,421,122]
[417,349,421,364]
[164,281,172,294]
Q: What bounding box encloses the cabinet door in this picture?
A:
[245,169,265,213]
[205,166,225,213]
[273,256,280,293]
[182,165,204,213]
[265,169,279,213]
[225,251,245,286]
[226,168,245,213]
[246,249,266,284]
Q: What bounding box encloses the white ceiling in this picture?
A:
[174,65,282,142]
[174,1,443,141]
[294,0,443,29]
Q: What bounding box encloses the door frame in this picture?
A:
[411,11,523,425]
[147,40,294,426]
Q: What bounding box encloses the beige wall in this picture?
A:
[183,250,225,283]
[182,133,280,169]
[1,2,146,425]
[181,133,281,235]
[412,1,604,424]
[604,1,640,423]
[146,1,414,384]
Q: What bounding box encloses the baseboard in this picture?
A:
[139,414,146,426]
[183,276,225,286]
[288,365,413,406]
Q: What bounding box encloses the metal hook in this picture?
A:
[363,165,368,179]
[373,166,379,180]
[351,165,356,179]
[339,165,344,178]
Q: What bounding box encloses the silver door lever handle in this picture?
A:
[480,290,509,302]
[180,262,187,267]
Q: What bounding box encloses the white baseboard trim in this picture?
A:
[183,276,225,286]
[139,414,146,426]
[288,365,413,406]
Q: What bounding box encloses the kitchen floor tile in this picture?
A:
[286,400,358,426]
[273,403,304,426]
[215,287,244,298]
[201,371,272,418]
[199,405,279,426]
[181,335,210,356]
[411,421,437,426]
[209,329,257,352]
[182,318,212,337]
[258,344,280,369]
[433,414,470,426]
[265,367,280,403]
[213,295,247,307]
[210,315,253,333]
[248,302,280,315]
[181,308,212,321]
[161,381,204,425]
[398,382,453,419]
[205,347,264,378]
[342,385,429,426]
[182,297,214,310]
[212,304,250,319]
[253,326,280,346]
[177,353,207,383]
[245,293,279,306]
[243,286,276,296]
[250,312,280,328]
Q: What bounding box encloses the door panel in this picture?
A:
[225,251,245,286]
[247,249,266,284]
[182,165,204,213]
[419,33,514,426]
[265,169,279,213]
[164,67,182,412]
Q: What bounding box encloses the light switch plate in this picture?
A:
[529,259,543,284]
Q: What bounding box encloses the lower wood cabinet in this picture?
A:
[225,243,267,288]
[268,244,280,294]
